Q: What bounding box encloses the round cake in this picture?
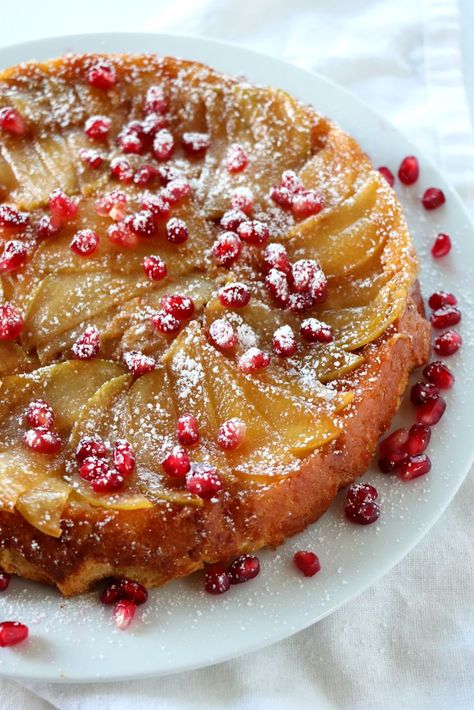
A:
[0,54,430,595]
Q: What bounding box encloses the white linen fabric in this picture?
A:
[0,0,473,708]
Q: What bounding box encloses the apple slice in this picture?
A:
[34,134,78,194]
[0,446,59,512]
[16,478,71,537]
[0,137,58,209]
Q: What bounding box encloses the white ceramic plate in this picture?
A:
[0,33,472,683]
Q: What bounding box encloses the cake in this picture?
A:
[0,54,430,595]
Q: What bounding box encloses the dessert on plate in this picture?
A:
[0,54,430,596]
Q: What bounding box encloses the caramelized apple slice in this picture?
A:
[0,446,59,512]
[0,342,36,375]
[16,478,71,537]
[0,138,58,209]
[35,134,78,194]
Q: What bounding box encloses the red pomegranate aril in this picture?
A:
[404,423,431,456]
[293,551,321,577]
[70,229,99,257]
[123,350,156,377]
[378,166,395,187]
[291,259,328,302]
[416,396,446,426]
[0,569,10,592]
[141,194,170,220]
[0,302,23,340]
[270,184,293,209]
[84,115,112,141]
[161,294,194,320]
[379,428,409,458]
[288,291,314,314]
[265,268,289,307]
[272,325,297,357]
[238,347,271,374]
[205,569,230,595]
[422,187,446,210]
[72,324,100,361]
[177,413,200,446]
[430,305,461,329]
[113,599,136,630]
[91,470,124,493]
[410,381,440,406]
[113,439,136,477]
[49,189,78,225]
[378,451,408,474]
[399,453,432,481]
[262,243,291,274]
[217,418,246,451]
[100,581,122,605]
[24,399,54,430]
[182,131,210,157]
[118,131,144,155]
[208,319,237,351]
[79,456,110,482]
[110,157,134,183]
[142,255,167,281]
[186,464,222,499]
[120,578,148,605]
[0,205,29,231]
[36,215,62,240]
[166,217,189,245]
[0,107,28,136]
[226,143,249,173]
[398,155,419,185]
[0,622,29,647]
[230,187,254,215]
[79,148,104,169]
[0,240,27,273]
[75,435,108,464]
[227,554,260,584]
[141,112,167,137]
[153,129,174,161]
[344,501,380,525]
[211,232,242,268]
[428,290,457,310]
[423,361,455,389]
[133,164,159,186]
[433,329,462,356]
[107,222,138,249]
[23,427,61,455]
[431,233,452,258]
[124,210,156,238]
[87,61,117,90]
[162,178,192,205]
[291,189,324,219]
[346,483,378,506]
[162,446,191,478]
[151,310,181,335]
[281,170,303,193]
[218,282,251,308]
[145,85,168,114]
[95,190,127,219]
[300,318,333,343]
[237,219,269,246]
[220,208,248,233]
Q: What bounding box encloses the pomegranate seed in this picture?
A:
[344,501,380,525]
[0,302,24,340]
[272,325,297,357]
[124,210,156,238]
[430,305,461,329]
[230,187,254,215]
[161,294,194,320]
[91,470,124,493]
[262,243,291,274]
[0,569,11,592]
[123,350,156,377]
[142,255,167,281]
[431,233,452,258]
[182,131,210,157]
[379,428,409,458]
[86,61,117,90]
[208,318,237,350]
[410,381,440,406]
[185,464,222,498]
[211,232,242,267]
[84,115,111,141]
[238,347,270,373]
[141,194,170,220]
[281,170,303,192]
[0,107,28,136]
[422,187,446,210]
[95,190,127,219]
[36,215,61,240]
[265,268,289,307]
[113,439,136,477]
[162,446,191,478]
[70,229,99,257]
[416,396,446,426]
[100,581,122,605]
[141,112,167,137]
[398,155,419,185]
[218,282,251,308]
[237,220,269,246]
[346,483,378,506]
[177,413,200,446]
[107,222,138,249]
[226,143,249,173]
[79,148,104,169]
[433,330,462,356]
[113,599,136,630]
[288,291,314,314]
[151,310,181,335]
[145,85,168,114]
[79,456,110,482]
[24,400,54,429]
[133,164,159,186]
[162,178,192,205]
[428,291,457,310]
[120,578,148,605]
[75,435,108,463]
[110,157,134,183]
[117,131,144,155]
[217,418,246,451]
[0,240,27,273]
[270,184,293,209]
[399,453,432,481]
[291,259,319,293]
[220,208,248,233]
[0,205,29,231]
[378,166,395,187]
[291,189,324,219]
[378,451,408,474]
[0,622,29,647]
[23,427,61,455]
[404,423,431,456]
[49,189,78,225]
[205,569,230,595]
[423,361,454,389]
[166,217,189,245]
[227,554,260,584]
[153,129,174,161]
[300,318,333,343]
[293,550,321,577]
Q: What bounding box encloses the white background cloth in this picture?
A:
[0,1,473,708]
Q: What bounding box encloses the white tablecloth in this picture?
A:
[0,1,473,708]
